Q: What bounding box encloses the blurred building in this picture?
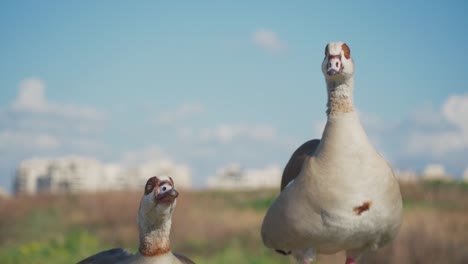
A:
[421,164,453,181]
[15,158,50,195]
[394,169,419,183]
[463,167,468,182]
[207,163,282,190]
[14,156,192,195]
[126,159,192,190]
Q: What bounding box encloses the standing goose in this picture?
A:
[261,42,402,264]
[77,175,195,264]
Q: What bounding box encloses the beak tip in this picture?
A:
[171,189,179,198]
[327,69,338,76]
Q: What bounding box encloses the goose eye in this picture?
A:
[159,183,172,193]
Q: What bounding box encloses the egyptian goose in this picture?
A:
[261,42,403,264]
[77,176,195,264]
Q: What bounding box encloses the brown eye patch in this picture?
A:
[342,43,351,59]
[158,180,173,187]
[144,176,159,195]
[169,176,174,187]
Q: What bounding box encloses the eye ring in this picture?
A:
[162,186,167,192]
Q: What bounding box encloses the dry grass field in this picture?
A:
[0,181,467,263]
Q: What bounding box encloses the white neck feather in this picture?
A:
[138,207,172,256]
[314,112,375,169]
[317,77,374,161]
[326,77,354,116]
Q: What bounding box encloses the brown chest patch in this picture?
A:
[139,244,170,257]
[353,201,372,215]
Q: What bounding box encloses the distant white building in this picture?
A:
[101,164,127,191]
[207,163,282,190]
[125,159,192,190]
[15,158,49,195]
[422,164,453,181]
[37,156,104,193]
[463,167,468,183]
[395,169,419,183]
[14,156,192,195]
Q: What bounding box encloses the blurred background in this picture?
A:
[0,1,467,263]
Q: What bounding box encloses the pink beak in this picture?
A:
[327,56,343,75]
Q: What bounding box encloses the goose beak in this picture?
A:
[326,56,343,76]
[156,189,179,204]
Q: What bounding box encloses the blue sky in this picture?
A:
[1,1,467,191]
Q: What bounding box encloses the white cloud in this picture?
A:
[408,102,444,127]
[0,130,60,151]
[200,125,241,143]
[12,78,47,111]
[150,121,298,187]
[68,139,107,152]
[405,94,468,156]
[155,103,204,126]
[11,77,105,120]
[200,124,282,144]
[407,130,466,156]
[442,94,468,131]
[177,127,194,140]
[0,78,108,176]
[334,94,468,175]
[252,29,285,53]
[119,145,166,167]
[207,163,282,189]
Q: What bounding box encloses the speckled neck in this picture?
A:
[138,212,172,257]
[326,78,354,116]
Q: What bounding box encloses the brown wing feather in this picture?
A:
[280,139,320,191]
[76,248,132,264]
[174,252,196,264]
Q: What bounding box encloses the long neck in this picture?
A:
[138,211,172,257]
[316,112,378,170]
[326,77,354,116]
[316,77,377,161]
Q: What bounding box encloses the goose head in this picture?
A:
[139,175,179,220]
[322,41,354,82]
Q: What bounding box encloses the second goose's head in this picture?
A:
[139,175,179,220]
[322,41,354,83]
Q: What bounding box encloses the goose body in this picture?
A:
[77,176,195,264]
[78,249,190,264]
[261,42,402,264]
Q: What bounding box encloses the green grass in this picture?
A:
[0,229,291,264]
[0,229,105,264]
[1,183,468,264]
[193,238,288,264]
[0,190,288,264]
[199,189,278,211]
[422,180,468,190]
[402,199,459,210]
[0,204,107,264]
